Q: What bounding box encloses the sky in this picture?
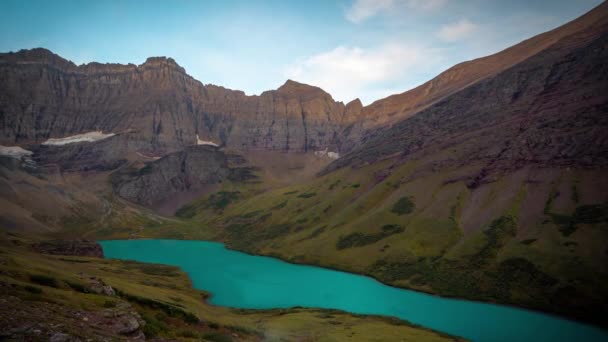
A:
[0,0,602,104]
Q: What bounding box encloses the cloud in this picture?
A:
[346,0,447,23]
[284,42,443,104]
[437,19,477,42]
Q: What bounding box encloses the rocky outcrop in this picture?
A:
[31,240,104,258]
[31,134,130,172]
[112,145,232,206]
[0,295,145,340]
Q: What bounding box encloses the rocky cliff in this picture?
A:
[111,145,232,206]
[0,50,356,155]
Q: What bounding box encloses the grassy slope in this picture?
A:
[0,232,462,341]
[116,152,608,327]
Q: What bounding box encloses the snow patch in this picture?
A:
[42,131,115,146]
[315,148,340,160]
[0,145,33,159]
[196,135,219,147]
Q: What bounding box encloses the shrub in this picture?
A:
[573,204,608,224]
[175,204,197,218]
[297,192,317,198]
[336,225,404,250]
[381,224,404,234]
[30,274,58,288]
[65,280,88,293]
[141,312,169,338]
[271,200,288,210]
[391,197,415,215]
[178,329,199,338]
[103,300,117,308]
[24,285,43,294]
[520,239,537,245]
[328,180,341,190]
[203,332,233,342]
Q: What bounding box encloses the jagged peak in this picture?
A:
[275,79,332,101]
[278,79,321,92]
[346,98,363,109]
[140,56,185,72]
[0,47,77,69]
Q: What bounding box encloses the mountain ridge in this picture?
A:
[2,2,606,157]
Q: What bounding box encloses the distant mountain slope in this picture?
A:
[355,1,608,130]
[328,1,608,174]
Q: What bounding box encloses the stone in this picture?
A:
[50,332,71,342]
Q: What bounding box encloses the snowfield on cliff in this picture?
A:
[0,145,33,158]
[42,131,115,146]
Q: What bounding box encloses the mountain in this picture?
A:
[354,1,608,129]
[0,0,607,334]
[328,1,608,173]
[157,3,608,326]
[0,50,357,155]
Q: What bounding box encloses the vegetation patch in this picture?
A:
[336,224,405,250]
[206,191,241,210]
[546,204,608,237]
[203,332,233,342]
[115,288,199,323]
[226,223,292,250]
[472,216,516,265]
[391,197,415,215]
[271,200,288,210]
[301,226,326,241]
[328,180,341,190]
[23,284,43,294]
[228,166,258,182]
[29,274,58,288]
[175,203,197,218]
[65,280,88,293]
[122,261,181,277]
[297,192,317,198]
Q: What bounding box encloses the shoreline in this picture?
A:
[98,237,608,332]
[97,238,467,341]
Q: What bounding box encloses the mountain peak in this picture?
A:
[0,47,77,69]
[276,79,329,99]
[140,56,185,72]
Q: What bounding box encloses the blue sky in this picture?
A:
[0,0,602,104]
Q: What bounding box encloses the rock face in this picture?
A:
[31,134,130,172]
[31,240,104,258]
[326,4,608,177]
[3,4,605,158]
[0,49,358,154]
[112,145,232,206]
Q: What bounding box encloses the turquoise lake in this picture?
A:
[100,239,608,342]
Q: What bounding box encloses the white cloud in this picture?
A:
[437,19,478,42]
[346,0,448,23]
[284,42,443,104]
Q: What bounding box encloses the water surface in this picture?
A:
[100,239,608,342]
